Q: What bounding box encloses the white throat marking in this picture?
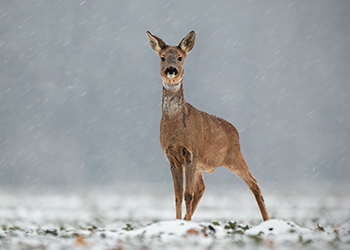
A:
[162,79,182,92]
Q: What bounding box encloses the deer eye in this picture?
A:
[161,57,165,62]
[178,57,183,61]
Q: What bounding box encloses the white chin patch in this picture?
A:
[167,73,176,79]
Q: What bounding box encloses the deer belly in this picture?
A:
[196,164,216,175]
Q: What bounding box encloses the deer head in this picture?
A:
[147,31,196,91]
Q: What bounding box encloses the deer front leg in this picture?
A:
[184,166,195,221]
[183,149,196,221]
[167,156,183,220]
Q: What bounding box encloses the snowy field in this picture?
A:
[0,187,349,250]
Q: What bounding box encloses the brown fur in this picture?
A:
[147,31,270,221]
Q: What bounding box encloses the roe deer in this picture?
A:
[146,30,270,221]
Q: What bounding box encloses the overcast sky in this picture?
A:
[0,0,349,191]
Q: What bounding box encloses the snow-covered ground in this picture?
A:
[0,187,349,249]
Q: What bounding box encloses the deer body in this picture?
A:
[161,89,239,173]
[147,31,270,221]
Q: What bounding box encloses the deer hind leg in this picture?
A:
[228,151,270,221]
[166,152,183,220]
[190,172,206,217]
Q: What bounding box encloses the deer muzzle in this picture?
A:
[165,67,178,79]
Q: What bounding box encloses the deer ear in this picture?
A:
[179,31,196,54]
[146,31,167,53]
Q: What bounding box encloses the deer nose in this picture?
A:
[165,67,178,75]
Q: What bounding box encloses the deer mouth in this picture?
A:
[165,67,178,79]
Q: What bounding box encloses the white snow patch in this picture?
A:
[0,190,349,249]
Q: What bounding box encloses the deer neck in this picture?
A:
[161,80,185,116]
